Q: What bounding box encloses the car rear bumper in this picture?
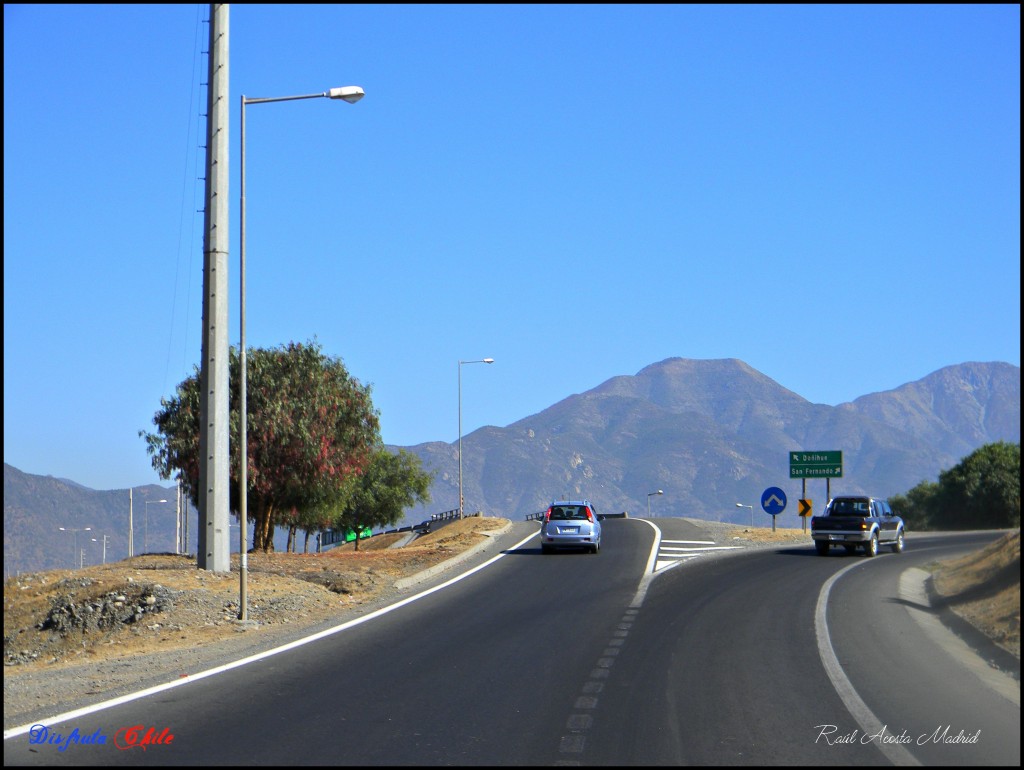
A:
[543,535,599,549]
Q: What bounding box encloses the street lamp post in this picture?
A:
[143,500,168,554]
[58,526,91,569]
[458,358,495,519]
[647,489,663,518]
[736,502,754,528]
[91,535,109,565]
[128,489,134,558]
[239,85,364,622]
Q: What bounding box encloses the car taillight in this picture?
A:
[584,508,593,521]
[544,508,552,522]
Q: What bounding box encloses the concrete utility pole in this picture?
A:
[197,3,231,572]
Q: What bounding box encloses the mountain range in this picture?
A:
[391,358,1019,526]
[5,358,1019,576]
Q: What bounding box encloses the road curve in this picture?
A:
[4,520,1018,766]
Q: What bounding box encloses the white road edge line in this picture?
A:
[815,561,921,766]
[630,519,663,609]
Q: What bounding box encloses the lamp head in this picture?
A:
[328,86,365,104]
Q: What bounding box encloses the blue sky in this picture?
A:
[4,4,1020,493]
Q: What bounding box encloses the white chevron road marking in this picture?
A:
[655,539,743,571]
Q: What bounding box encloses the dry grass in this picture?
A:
[931,529,1020,657]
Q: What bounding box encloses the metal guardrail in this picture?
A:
[393,506,629,535]
[383,508,465,537]
[430,509,460,522]
[343,506,632,542]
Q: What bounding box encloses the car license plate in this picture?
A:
[560,527,579,534]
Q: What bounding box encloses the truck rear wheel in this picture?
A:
[815,541,829,556]
[864,533,879,557]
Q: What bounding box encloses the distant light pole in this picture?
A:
[736,502,754,528]
[647,489,663,518]
[239,84,365,622]
[143,500,169,554]
[458,358,495,519]
[58,527,91,569]
[91,535,109,564]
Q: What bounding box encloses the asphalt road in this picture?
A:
[4,519,1019,766]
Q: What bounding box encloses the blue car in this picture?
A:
[540,500,602,554]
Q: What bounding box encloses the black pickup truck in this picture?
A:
[810,495,906,557]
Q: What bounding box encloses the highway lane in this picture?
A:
[824,532,1019,766]
[582,525,1018,766]
[5,521,1018,765]
[4,519,653,765]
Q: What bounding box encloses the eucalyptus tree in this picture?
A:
[141,340,380,551]
[337,447,434,551]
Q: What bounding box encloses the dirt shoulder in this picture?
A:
[4,517,1018,731]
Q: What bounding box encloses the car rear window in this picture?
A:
[829,499,871,516]
[550,505,589,520]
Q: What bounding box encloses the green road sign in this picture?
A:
[790,450,843,478]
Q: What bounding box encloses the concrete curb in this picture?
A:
[393,520,514,590]
[900,567,1019,703]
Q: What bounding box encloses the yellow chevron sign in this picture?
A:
[798,499,813,517]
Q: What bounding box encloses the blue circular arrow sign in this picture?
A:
[761,487,787,517]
